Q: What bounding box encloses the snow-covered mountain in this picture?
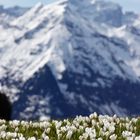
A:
[0,0,140,120]
[0,5,28,25]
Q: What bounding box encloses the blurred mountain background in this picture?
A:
[0,0,140,120]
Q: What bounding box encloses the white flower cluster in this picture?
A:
[0,113,140,140]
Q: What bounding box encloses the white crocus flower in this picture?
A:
[27,137,36,140]
[66,130,73,139]
[110,134,117,140]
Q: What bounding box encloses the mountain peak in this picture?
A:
[29,2,44,14]
[64,0,123,27]
[33,2,44,9]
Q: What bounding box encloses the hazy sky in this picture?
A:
[0,0,140,13]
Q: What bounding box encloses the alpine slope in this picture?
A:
[0,0,140,120]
